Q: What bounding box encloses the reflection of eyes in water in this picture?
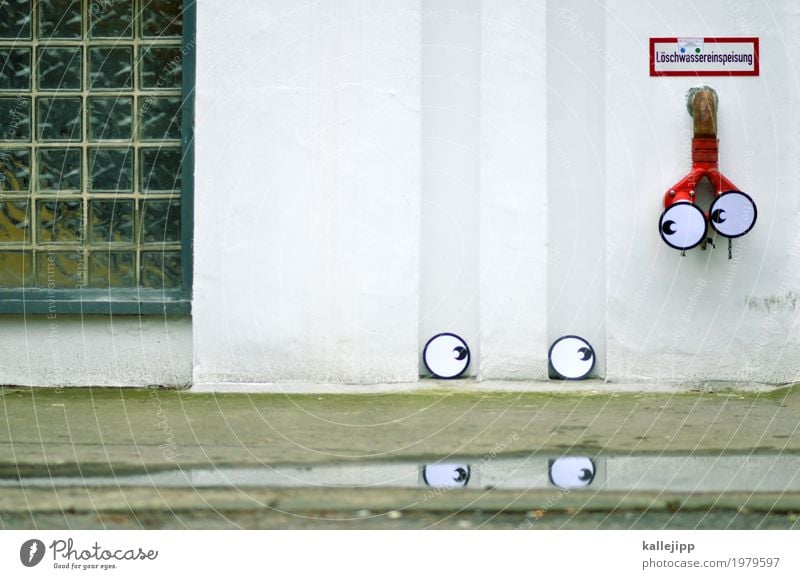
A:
[549,457,595,489]
[422,464,471,489]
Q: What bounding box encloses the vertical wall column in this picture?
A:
[419,0,481,375]
[479,1,549,380]
[546,0,607,377]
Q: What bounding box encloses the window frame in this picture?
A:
[0,0,195,315]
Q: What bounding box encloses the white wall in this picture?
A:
[479,0,549,380]
[193,1,422,384]
[605,0,800,383]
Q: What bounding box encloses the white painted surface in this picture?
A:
[15,1,798,389]
[419,0,481,376]
[547,0,607,378]
[478,0,549,380]
[192,1,422,384]
[0,316,191,387]
[605,0,800,383]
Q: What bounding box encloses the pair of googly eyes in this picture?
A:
[422,458,596,490]
[659,191,757,251]
[425,333,597,380]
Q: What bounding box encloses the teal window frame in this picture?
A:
[0,1,195,315]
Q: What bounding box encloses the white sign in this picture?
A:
[650,37,759,76]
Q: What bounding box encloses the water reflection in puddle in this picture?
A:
[2,454,798,492]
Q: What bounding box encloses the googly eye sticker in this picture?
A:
[549,335,595,380]
[659,201,708,250]
[423,333,470,379]
[549,457,596,489]
[422,464,471,489]
[709,190,757,239]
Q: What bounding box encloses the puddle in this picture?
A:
[1,454,798,492]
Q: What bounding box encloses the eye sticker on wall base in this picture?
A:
[549,457,596,489]
[548,335,595,380]
[423,333,470,379]
[422,464,471,489]
[659,201,708,250]
[709,190,757,238]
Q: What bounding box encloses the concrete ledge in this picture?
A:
[188,379,793,394]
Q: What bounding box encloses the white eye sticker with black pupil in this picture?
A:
[422,464,471,489]
[423,333,470,379]
[659,201,707,250]
[549,457,595,489]
[549,336,595,380]
[709,191,757,238]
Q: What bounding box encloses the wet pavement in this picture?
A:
[1,386,799,528]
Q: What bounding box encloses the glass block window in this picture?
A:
[0,0,190,299]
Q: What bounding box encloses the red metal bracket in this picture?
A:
[663,88,741,211]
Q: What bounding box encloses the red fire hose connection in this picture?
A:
[658,86,757,256]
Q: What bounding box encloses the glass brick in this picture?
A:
[38,98,82,141]
[38,148,81,191]
[139,96,181,140]
[141,250,181,289]
[38,199,83,243]
[0,250,32,286]
[89,251,135,288]
[37,47,82,91]
[37,251,83,288]
[39,0,82,39]
[0,48,31,91]
[88,97,132,141]
[141,199,180,243]
[0,97,30,140]
[0,0,32,39]
[89,0,133,38]
[141,0,183,38]
[0,200,30,243]
[89,200,134,243]
[0,149,30,192]
[89,47,133,90]
[89,148,133,192]
[140,45,182,89]
[140,147,181,191]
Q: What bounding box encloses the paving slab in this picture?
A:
[1,386,798,476]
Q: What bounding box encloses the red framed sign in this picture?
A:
[650,37,759,77]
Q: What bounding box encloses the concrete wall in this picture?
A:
[0,316,191,387]
[546,0,606,378]
[419,0,481,376]
[190,0,800,388]
[479,1,548,379]
[11,1,796,389]
[193,0,422,384]
[605,0,800,383]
